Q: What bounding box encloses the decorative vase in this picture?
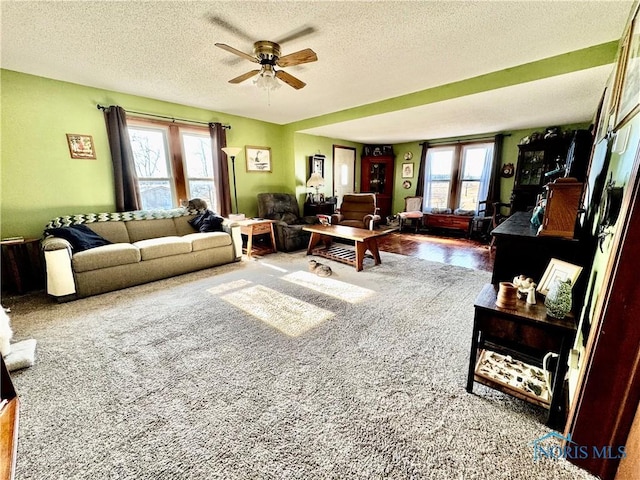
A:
[545,278,572,319]
[496,282,518,309]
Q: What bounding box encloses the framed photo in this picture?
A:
[402,163,414,178]
[245,146,271,172]
[616,6,640,126]
[66,134,96,159]
[309,154,325,177]
[537,258,583,296]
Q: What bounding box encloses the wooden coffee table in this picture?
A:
[303,224,395,271]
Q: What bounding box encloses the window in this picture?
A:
[423,141,494,212]
[128,119,217,211]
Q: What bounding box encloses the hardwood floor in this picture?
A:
[377,231,494,272]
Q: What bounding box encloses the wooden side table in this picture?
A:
[303,202,335,217]
[1,237,44,293]
[467,283,577,429]
[237,219,277,258]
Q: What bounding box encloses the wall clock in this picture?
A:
[501,163,515,178]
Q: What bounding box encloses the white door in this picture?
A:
[333,145,356,207]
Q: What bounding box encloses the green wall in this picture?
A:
[292,133,362,204]
[0,70,289,237]
[0,70,603,239]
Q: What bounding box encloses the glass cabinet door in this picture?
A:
[369,162,386,193]
[519,150,545,186]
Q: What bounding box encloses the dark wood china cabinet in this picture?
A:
[361,145,394,220]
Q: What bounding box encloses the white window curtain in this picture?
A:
[422,150,434,212]
[476,144,495,212]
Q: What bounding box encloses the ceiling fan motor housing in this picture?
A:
[254,41,281,64]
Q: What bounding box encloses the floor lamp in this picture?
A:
[221,147,242,214]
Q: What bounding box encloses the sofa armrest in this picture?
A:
[364,214,381,230]
[42,238,76,297]
[41,236,72,252]
[221,222,242,260]
[331,213,344,224]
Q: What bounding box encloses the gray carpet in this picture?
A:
[6,251,594,479]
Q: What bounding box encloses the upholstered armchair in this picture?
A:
[398,196,424,233]
[331,193,381,230]
[257,193,318,252]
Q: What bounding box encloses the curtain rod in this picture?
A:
[96,104,231,129]
[420,133,511,147]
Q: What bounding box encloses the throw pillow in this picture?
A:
[45,224,112,252]
[189,210,224,232]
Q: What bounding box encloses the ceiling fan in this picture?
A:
[215,40,318,90]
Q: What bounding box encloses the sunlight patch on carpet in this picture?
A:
[257,261,289,273]
[207,279,253,295]
[221,285,333,337]
[282,271,374,303]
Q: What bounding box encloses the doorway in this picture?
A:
[333,145,356,207]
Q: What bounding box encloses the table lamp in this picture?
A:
[306,172,325,203]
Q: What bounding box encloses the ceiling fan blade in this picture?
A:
[207,15,255,42]
[275,70,306,90]
[229,69,260,84]
[275,25,317,44]
[277,48,318,67]
[215,43,258,63]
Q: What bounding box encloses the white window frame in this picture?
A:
[423,140,494,213]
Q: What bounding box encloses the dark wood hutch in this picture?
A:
[511,135,572,211]
[361,144,394,220]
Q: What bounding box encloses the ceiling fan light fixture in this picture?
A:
[254,65,281,91]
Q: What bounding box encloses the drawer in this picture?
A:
[248,223,272,235]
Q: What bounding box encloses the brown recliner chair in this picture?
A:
[331,193,381,230]
[257,193,318,252]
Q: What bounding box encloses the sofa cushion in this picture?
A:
[182,232,232,251]
[45,224,112,252]
[86,221,130,244]
[126,218,178,242]
[173,215,198,236]
[72,243,141,272]
[133,236,192,260]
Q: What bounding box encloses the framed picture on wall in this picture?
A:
[616,6,640,126]
[66,134,96,159]
[402,163,414,178]
[245,146,271,172]
[309,154,325,177]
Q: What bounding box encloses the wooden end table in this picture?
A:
[1,237,44,293]
[303,224,395,271]
[236,219,277,258]
[467,283,577,429]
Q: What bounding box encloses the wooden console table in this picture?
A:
[490,211,588,314]
[303,224,394,271]
[467,283,577,429]
[424,213,472,236]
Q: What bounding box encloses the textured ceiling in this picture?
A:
[0,1,635,143]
